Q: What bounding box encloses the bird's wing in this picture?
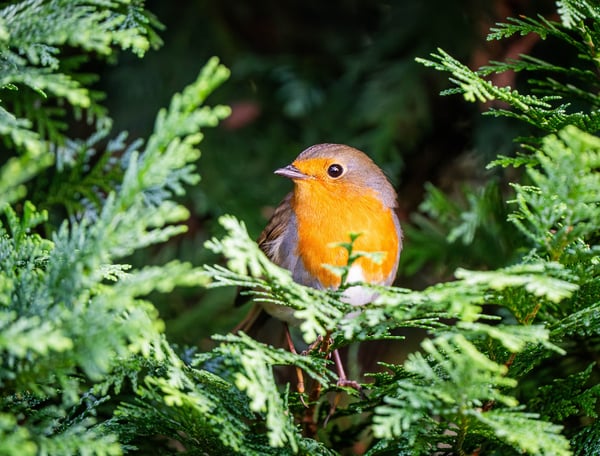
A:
[259,192,320,288]
[258,192,294,263]
[233,193,298,333]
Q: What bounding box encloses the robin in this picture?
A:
[258,143,402,315]
[236,143,402,406]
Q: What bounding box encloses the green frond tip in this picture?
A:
[455,262,579,304]
[205,214,281,279]
[3,200,48,240]
[487,153,538,169]
[326,232,384,285]
[487,14,553,42]
[472,409,570,455]
[417,48,555,110]
[456,321,563,354]
[557,0,600,28]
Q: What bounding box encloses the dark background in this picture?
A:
[97,0,556,346]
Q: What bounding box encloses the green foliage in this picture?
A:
[0,0,164,214]
[201,206,583,454]
[506,126,600,260]
[417,0,600,135]
[371,334,571,456]
[2,0,600,455]
[406,0,600,277]
[0,1,231,453]
[196,0,599,454]
[401,180,521,276]
[108,336,336,456]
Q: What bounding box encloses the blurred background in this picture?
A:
[96,0,557,347]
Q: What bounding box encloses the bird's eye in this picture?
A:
[327,163,344,178]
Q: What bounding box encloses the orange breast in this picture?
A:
[292,180,399,289]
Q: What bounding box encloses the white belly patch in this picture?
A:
[341,264,378,306]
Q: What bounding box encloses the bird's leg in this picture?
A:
[302,332,334,407]
[291,330,365,426]
[332,348,363,391]
[315,333,361,391]
[299,333,333,409]
[232,303,262,334]
[283,323,308,408]
[323,347,365,426]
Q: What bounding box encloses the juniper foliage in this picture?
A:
[2,0,600,455]
[198,0,599,454]
[0,1,231,454]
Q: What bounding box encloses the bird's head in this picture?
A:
[275,143,397,208]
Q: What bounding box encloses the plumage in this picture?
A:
[254,143,402,324]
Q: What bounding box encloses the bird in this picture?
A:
[259,143,402,311]
[236,143,402,407]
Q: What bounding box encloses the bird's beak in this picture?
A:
[274,164,310,180]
